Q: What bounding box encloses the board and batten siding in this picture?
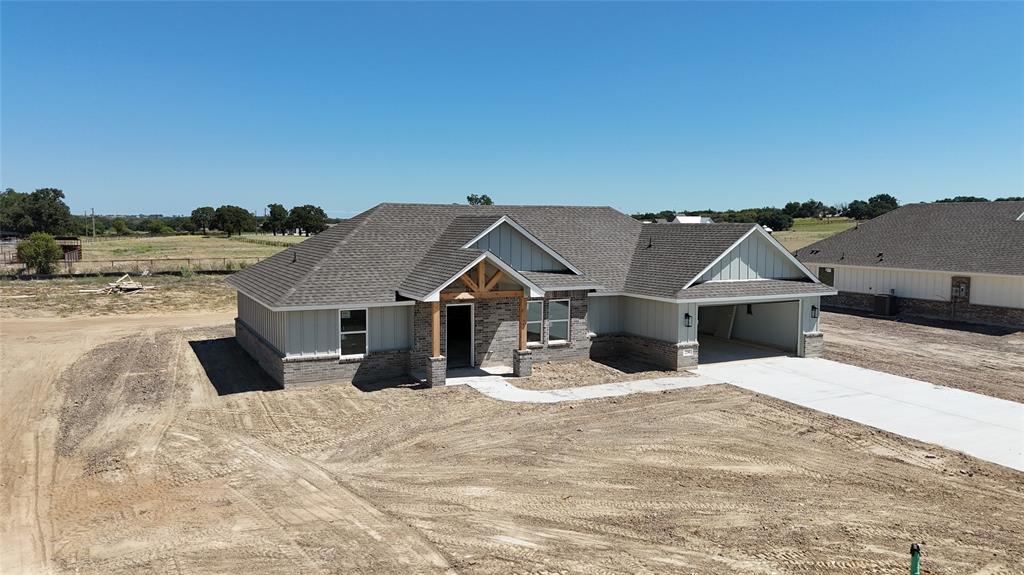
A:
[237,292,287,353]
[813,264,1024,309]
[588,295,697,344]
[971,275,1024,309]
[282,305,414,358]
[368,306,414,352]
[696,231,804,283]
[470,222,568,272]
[730,300,800,351]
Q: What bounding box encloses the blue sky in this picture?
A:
[2,1,1022,217]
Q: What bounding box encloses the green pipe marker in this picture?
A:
[910,543,921,575]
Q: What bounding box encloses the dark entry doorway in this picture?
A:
[446,304,473,368]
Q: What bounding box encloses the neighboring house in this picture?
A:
[796,201,1024,327]
[227,203,835,388]
[673,215,715,224]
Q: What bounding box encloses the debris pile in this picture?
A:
[78,274,156,295]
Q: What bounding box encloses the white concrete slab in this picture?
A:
[446,374,721,404]
[694,356,1024,472]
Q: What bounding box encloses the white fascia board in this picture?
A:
[681,226,759,289]
[588,289,837,305]
[460,215,583,275]
[421,252,545,302]
[800,262,1024,280]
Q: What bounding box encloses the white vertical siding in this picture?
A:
[697,231,804,282]
[369,306,413,351]
[286,309,339,357]
[470,222,568,272]
[587,295,623,333]
[801,296,821,333]
[972,275,1024,308]
[237,292,286,353]
[588,296,688,343]
[825,265,952,301]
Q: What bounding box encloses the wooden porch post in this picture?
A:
[432,300,441,357]
[518,293,527,350]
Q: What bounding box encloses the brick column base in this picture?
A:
[426,356,447,387]
[675,342,699,369]
[512,349,533,377]
[801,332,824,358]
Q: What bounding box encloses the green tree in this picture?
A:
[287,205,328,236]
[936,196,989,203]
[0,188,31,234]
[24,188,73,234]
[866,194,899,218]
[756,208,793,231]
[995,196,1024,201]
[783,201,801,217]
[112,217,130,235]
[191,206,215,234]
[467,194,494,206]
[212,205,257,237]
[264,203,289,235]
[17,232,63,274]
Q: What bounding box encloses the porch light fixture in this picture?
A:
[684,313,692,328]
[810,305,819,319]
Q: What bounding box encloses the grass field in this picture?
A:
[77,234,304,261]
[774,216,856,252]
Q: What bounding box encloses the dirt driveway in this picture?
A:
[822,311,1024,403]
[2,313,1022,574]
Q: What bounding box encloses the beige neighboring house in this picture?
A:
[796,201,1024,327]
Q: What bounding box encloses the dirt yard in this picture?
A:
[0,275,236,319]
[822,311,1024,403]
[520,357,683,390]
[3,308,1022,574]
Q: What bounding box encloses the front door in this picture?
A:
[446,304,473,368]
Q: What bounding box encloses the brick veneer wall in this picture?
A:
[825,290,1024,328]
[591,333,697,370]
[411,290,592,371]
[801,332,824,358]
[236,318,410,387]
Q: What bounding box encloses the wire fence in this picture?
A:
[1,256,265,276]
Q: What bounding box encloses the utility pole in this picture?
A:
[91,208,96,238]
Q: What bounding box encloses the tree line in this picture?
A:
[633,194,903,230]
[0,188,336,237]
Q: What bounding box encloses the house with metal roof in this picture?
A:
[796,201,1024,327]
[227,203,835,387]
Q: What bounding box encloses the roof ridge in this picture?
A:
[279,205,381,303]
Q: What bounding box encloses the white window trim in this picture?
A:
[339,308,368,360]
[525,300,544,346]
[546,298,571,344]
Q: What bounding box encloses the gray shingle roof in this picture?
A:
[795,202,1024,276]
[227,203,818,307]
[678,279,836,300]
[624,223,756,298]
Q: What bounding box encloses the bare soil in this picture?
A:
[822,311,1024,403]
[3,313,1022,574]
[0,275,235,319]
[521,357,683,390]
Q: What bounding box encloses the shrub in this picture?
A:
[225,260,236,271]
[16,232,63,274]
[179,265,194,279]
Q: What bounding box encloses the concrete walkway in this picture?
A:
[445,372,721,404]
[695,356,1024,472]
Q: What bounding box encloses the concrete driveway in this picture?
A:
[695,356,1024,472]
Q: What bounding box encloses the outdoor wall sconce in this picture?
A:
[684,313,692,328]
[811,305,819,319]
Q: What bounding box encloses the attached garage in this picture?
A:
[697,300,800,364]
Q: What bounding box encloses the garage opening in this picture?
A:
[697,301,799,364]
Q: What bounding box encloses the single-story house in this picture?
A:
[796,201,1024,327]
[227,203,836,387]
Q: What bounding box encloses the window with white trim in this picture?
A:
[547,299,570,343]
[526,301,543,343]
[339,309,368,358]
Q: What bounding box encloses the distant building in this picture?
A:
[673,215,715,224]
[797,201,1024,327]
